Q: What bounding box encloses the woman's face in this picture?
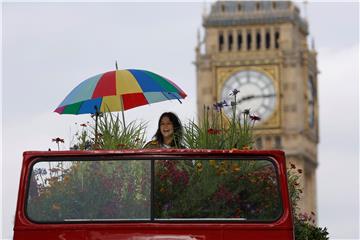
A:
[160,116,174,140]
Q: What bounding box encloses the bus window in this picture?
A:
[154,159,282,221]
[26,158,282,223]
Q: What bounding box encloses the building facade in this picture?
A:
[195,1,319,214]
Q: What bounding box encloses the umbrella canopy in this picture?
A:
[54,69,187,115]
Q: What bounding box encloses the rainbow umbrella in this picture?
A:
[54,69,187,139]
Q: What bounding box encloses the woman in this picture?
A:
[144,112,184,149]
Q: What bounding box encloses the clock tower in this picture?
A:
[195,1,319,214]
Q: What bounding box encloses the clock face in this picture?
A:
[307,78,315,128]
[221,70,276,123]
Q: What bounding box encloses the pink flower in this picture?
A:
[214,185,233,202]
[207,128,222,135]
[117,143,126,148]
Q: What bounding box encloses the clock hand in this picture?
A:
[237,94,276,104]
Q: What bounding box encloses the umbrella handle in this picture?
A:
[94,106,99,147]
[119,96,126,130]
[115,60,126,131]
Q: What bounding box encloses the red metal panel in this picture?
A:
[14,150,293,240]
[13,230,85,240]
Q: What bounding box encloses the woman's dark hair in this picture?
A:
[154,112,183,147]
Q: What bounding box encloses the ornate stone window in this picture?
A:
[228,32,233,51]
[247,31,252,50]
[265,31,271,49]
[256,137,263,149]
[219,32,224,52]
[256,31,261,50]
[237,32,242,50]
[275,30,280,49]
[256,2,261,11]
[272,2,277,9]
[275,136,282,148]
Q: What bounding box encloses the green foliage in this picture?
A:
[70,113,147,150]
[287,164,330,240]
[28,160,150,221]
[287,163,302,211]
[49,88,329,238]
[29,159,282,221]
[183,102,258,150]
[182,89,329,239]
[295,214,329,240]
[96,113,147,149]
[154,159,281,220]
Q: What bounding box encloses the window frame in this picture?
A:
[25,155,284,224]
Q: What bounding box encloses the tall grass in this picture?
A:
[71,113,147,150]
[183,90,260,150]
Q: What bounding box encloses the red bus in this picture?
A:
[14,149,294,240]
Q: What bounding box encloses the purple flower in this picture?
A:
[52,137,64,143]
[230,89,240,96]
[34,168,47,176]
[250,114,261,121]
[213,103,221,111]
[243,109,250,115]
[163,202,172,211]
[213,100,228,111]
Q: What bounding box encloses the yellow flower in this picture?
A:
[52,203,61,210]
[220,160,229,170]
[160,187,165,193]
[43,190,51,197]
[209,160,216,166]
[63,175,70,183]
[232,163,240,172]
[217,169,227,176]
[196,162,203,172]
[242,145,251,150]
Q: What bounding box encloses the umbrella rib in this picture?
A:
[155,80,183,104]
[160,91,182,104]
[168,92,182,104]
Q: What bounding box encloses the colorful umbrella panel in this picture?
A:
[54,69,187,115]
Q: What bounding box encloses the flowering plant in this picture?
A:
[27,160,150,221]
[183,89,260,149]
[154,159,281,220]
[70,113,147,150]
[287,163,329,239]
[43,88,328,238]
[153,90,283,219]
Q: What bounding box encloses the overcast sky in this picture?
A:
[1,1,359,239]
